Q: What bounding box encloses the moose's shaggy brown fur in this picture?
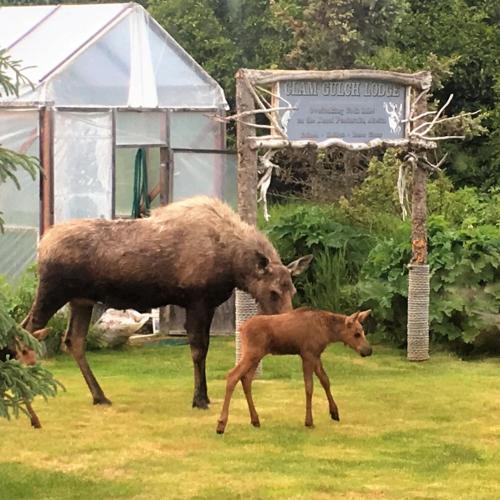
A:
[24,196,311,410]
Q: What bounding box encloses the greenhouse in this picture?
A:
[0,2,235,281]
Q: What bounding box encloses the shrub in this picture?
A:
[358,215,500,349]
[262,203,373,312]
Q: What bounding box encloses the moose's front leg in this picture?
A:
[185,304,215,409]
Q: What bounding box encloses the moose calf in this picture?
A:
[216,308,372,434]
[0,334,46,428]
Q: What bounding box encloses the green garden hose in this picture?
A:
[131,147,150,218]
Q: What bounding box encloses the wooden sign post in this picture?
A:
[234,68,435,362]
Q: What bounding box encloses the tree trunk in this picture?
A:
[235,70,260,373]
[407,91,430,361]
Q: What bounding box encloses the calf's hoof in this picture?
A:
[330,409,340,421]
[251,419,260,428]
[305,421,315,428]
[31,418,42,429]
[93,397,112,405]
[216,421,226,434]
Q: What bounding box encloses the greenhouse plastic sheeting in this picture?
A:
[170,111,224,150]
[173,152,236,205]
[0,227,38,281]
[1,3,227,109]
[116,111,167,146]
[0,109,39,280]
[53,111,113,222]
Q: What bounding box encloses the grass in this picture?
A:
[1,338,499,499]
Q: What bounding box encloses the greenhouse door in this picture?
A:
[114,146,164,217]
[114,111,168,218]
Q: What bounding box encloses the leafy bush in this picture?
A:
[263,165,499,352]
[262,203,374,312]
[358,215,500,349]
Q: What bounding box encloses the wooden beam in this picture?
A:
[243,69,432,90]
[249,137,436,151]
[39,107,54,235]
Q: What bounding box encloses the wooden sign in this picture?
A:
[275,79,408,143]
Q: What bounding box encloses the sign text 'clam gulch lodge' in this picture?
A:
[276,79,408,143]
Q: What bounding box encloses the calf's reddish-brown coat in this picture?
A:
[23,196,311,412]
[1,338,43,428]
[216,308,372,434]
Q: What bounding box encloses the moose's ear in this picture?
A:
[255,252,270,274]
[357,309,371,323]
[287,254,313,276]
[32,327,51,341]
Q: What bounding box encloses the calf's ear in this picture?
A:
[345,311,359,326]
[32,327,51,341]
[287,254,313,276]
[357,309,372,323]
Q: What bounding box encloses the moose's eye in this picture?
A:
[354,333,361,338]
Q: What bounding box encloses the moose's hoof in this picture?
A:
[93,397,112,405]
[192,397,210,409]
[305,421,315,428]
[330,409,340,421]
[251,420,260,428]
[216,421,226,434]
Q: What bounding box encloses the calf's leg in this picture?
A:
[314,359,339,421]
[185,304,215,409]
[25,401,41,429]
[301,355,315,428]
[241,362,261,427]
[65,303,111,405]
[22,288,67,428]
[216,356,255,434]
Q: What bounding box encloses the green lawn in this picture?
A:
[1,338,499,499]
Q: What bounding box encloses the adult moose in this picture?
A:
[23,196,311,409]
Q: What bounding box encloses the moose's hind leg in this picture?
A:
[65,302,111,405]
[241,361,261,428]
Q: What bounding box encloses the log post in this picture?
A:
[158,143,172,335]
[234,70,260,372]
[236,69,258,225]
[407,94,430,361]
[39,106,54,235]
